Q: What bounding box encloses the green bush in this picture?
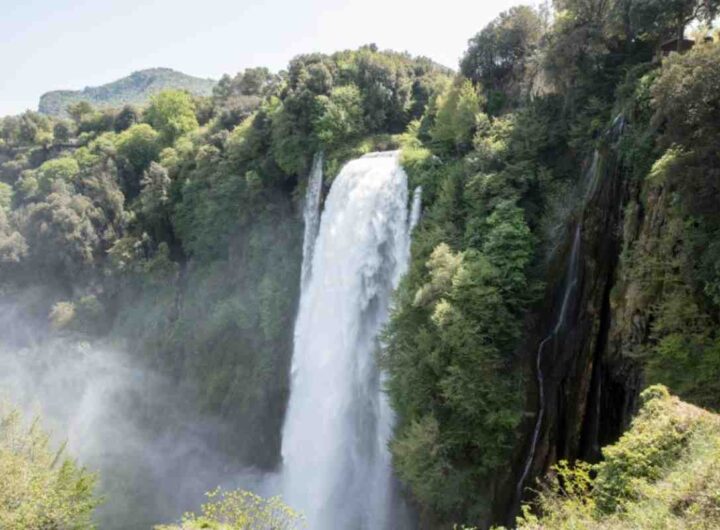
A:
[155,488,303,530]
[0,405,100,529]
[517,386,720,529]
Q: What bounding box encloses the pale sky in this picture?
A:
[0,0,530,117]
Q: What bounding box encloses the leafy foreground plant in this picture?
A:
[516,385,720,529]
[0,404,100,529]
[156,488,304,530]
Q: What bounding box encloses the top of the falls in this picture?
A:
[361,150,401,158]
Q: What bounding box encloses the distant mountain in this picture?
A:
[38,68,217,117]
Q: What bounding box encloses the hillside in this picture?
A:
[1,2,719,528]
[518,386,720,529]
[38,67,216,117]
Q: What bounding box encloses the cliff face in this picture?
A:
[504,122,647,523]
[517,385,720,529]
[106,188,303,470]
[496,42,720,528]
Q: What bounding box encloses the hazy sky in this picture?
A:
[1,0,530,117]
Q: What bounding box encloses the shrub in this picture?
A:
[0,405,99,529]
[155,488,303,530]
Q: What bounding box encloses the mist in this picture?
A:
[0,296,263,529]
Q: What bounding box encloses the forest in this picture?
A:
[1,0,720,528]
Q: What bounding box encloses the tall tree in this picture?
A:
[144,90,199,144]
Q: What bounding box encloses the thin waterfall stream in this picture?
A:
[514,224,582,507]
[409,186,422,231]
[513,115,625,510]
[300,152,324,287]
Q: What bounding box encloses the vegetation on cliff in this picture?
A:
[1,0,719,527]
[0,46,450,528]
[381,0,720,525]
[614,40,720,411]
[518,385,720,529]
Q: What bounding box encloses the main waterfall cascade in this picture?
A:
[280,151,413,529]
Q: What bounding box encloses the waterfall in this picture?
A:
[513,116,627,513]
[409,186,422,231]
[280,151,411,529]
[514,224,582,506]
[300,152,323,287]
[583,150,601,202]
[584,114,625,203]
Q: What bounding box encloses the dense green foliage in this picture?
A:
[2,1,719,527]
[144,90,200,144]
[155,489,302,530]
[382,0,720,525]
[38,68,216,118]
[383,194,536,517]
[616,41,720,410]
[460,5,543,113]
[0,405,100,529]
[0,45,451,484]
[517,386,720,529]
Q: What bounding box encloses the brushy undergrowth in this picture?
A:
[516,385,720,529]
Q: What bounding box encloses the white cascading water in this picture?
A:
[409,186,422,231]
[583,150,601,202]
[280,151,411,529]
[300,152,324,286]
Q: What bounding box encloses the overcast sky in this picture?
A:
[1,0,531,117]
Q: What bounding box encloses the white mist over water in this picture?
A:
[0,303,245,530]
[280,151,412,529]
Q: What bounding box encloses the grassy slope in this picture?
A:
[517,386,720,529]
[38,67,216,116]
